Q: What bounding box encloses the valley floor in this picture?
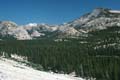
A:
[0,58,84,80]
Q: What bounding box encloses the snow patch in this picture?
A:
[31,30,45,37]
[109,10,120,14]
[0,58,84,80]
[26,23,37,26]
[11,54,27,62]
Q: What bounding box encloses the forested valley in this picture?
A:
[0,26,120,80]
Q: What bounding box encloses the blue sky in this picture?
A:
[0,0,120,25]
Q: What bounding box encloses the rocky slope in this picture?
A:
[65,8,120,31]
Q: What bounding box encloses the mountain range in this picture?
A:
[0,8,120,40]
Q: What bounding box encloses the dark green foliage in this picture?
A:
[0,26,120,80]
[0,34,16,40]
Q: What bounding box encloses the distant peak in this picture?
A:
[0,21,17,27]
[94,8,110,11]
[0,21,17,25]
[90,8,110,17]
[26,23,37,26]
[93,8,120,14]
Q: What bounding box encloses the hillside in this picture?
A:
[0,58,84,80]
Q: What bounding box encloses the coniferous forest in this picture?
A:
[0,26,120,80]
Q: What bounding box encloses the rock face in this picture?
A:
[31,30,45,38]
[12,27,32,40]
[64,8,120,31]
[57,26,81,38]
[0,21,32,40]
[0,8,120,40]
[0,21,17,35]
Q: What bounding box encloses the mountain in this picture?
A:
[24,23,58,38]
[65,8,120,31]
[0,8,120,40]
[0,21,32,40]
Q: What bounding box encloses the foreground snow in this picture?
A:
[0,58,84,80]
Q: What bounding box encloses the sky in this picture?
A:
[0,0,120,25]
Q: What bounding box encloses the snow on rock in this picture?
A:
[31,30,45,37]
[109,10,120,14]
[0,58,84,80]
[26,23,38,27]
[11,54,28,62]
